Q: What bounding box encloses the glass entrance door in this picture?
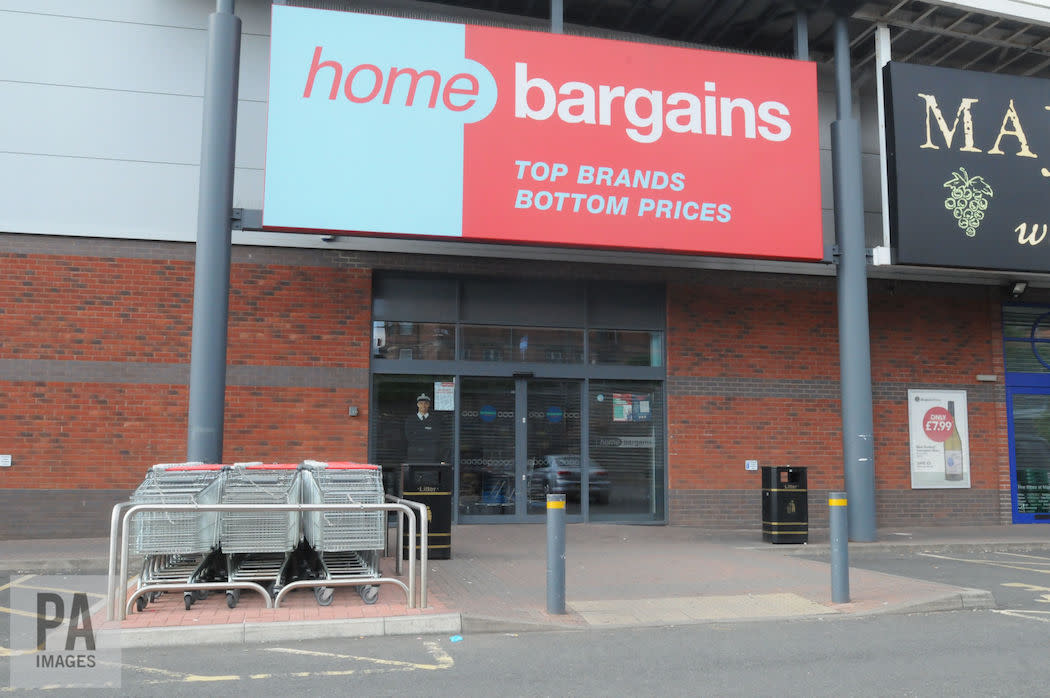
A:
[525,380,583,517]
[459,378,517,518]
[1008,389,1050,523]
[458,377,582,521]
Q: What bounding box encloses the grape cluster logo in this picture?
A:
[942,167,993,237]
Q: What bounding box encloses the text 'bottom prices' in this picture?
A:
[514,189,732,221]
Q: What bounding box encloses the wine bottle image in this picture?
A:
[944,400,964,481]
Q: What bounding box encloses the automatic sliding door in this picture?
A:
[525,380,582,516]
[459,378,517,518]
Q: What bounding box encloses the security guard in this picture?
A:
[404,393,445,463]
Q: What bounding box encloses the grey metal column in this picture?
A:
[831,12,876,541]
[551,0,563,33]
[794,8,809,60]
[187,0,241,463]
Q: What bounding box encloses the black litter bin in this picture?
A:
[381,465,401,498]
[761,466,808,544]
[401,463,452,560]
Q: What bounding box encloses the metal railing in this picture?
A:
[386,494,429,608]
[108,500,426,621]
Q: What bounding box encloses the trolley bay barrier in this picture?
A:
[108,499,428,622]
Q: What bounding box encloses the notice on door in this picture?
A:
[434,380,455,411]
[907,389,971,489]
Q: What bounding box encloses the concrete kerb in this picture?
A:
[838,587,997,617]
[98,613,462,649]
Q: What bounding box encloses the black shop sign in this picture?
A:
[884,61,1050,272]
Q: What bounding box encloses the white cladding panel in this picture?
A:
[0,82,266,169]
[0,4,270,238]
[0,11,268,100]
[0,152,263,240]
[0,0,273,34]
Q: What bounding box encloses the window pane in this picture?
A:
[1004,306,1043,339]
[373,321,455,361]
[1011,394,1050,515]
[460,325,583,363]
[371,375,454,494]
[1005,341,1046,373]
[588,330,663,366]
[588,381,664,522]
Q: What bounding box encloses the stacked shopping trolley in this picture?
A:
[128,462,225,611]
[126,459,393,611]
[218,462,302,609]
[300,460,386,605]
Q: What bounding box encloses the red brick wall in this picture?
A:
[0,246,373,493]
[223,386,369,464]
[1,382,187,489]
[1,254,194,361]
[666,278,1009,527]
[0,239,1015,532]
[227,265,371,367]
[666,279,843,496]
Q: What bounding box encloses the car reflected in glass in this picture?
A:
[528,454,610,504]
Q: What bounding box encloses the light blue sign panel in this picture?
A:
[263,7,496,236]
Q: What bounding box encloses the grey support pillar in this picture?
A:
[187,0,241,463]
[831,12,876,541]
[794,8,809,61]
[551,0,563,33]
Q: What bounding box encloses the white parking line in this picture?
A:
[917,552,1050,575]
[991,609,1050,623]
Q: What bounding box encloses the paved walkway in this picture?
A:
[3,524,1048,648]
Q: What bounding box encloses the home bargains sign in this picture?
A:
[263,6,822,260]
[885,61,1050,271]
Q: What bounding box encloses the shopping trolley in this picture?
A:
[218,463,302,608]
[128,462,225,611]
[300,460,385,605]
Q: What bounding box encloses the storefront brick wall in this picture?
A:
[0,236,373,537]
[0,234,1018,535]
[666,277,1011,528]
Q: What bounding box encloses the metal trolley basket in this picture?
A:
[218,463,302,608]
[128,462,225,611]
[300,460,385,605]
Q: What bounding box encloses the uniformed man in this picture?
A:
[404,393,445,463]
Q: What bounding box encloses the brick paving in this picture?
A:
[12,523,1049,641]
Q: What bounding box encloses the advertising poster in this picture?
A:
[263,6,822,261]
[908,389,971,489]
[612,393,651,422]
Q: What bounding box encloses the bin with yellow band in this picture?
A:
[401,463,453,560]
[761,466,808,544]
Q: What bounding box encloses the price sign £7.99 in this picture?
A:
[922,406,954,442]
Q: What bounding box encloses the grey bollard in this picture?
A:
[546,494,566,614]
[829,491,850,603]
